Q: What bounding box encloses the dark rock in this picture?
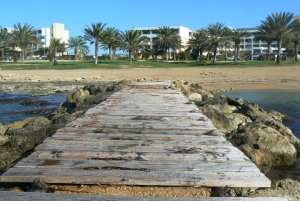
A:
[227,97,245,107]
[228,123,297,167]
[202,105,251,133]
[22,108,52,115]
[20,99,50,106]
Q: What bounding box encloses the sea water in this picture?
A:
[0,92,68,125]
[220,89,300,179]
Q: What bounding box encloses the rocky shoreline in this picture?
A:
[0,80,299,199]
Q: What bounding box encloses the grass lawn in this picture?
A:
[0,59,299,70]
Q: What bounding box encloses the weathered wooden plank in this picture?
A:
[26,150,250,162]
[0,168,271,187]
[50,133,224,141]
[55,127,220,136]
[34,141,240,154]
[42,137,231,147]
[0,192,289,201]
[15,158,258,172]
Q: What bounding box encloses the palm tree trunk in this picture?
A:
[199,49,203,62]
[109,47,113,60]
[74,48,78,60]
[276,39,282,64]
[267,42,271,61]
[94,42,99,64]
[129,50,132,64]
[237,46,240,61]
[213,44,217,63]
[294,42,298,61]
[234,46,237,62]
[2,48,4,61]
[164,47,168,61]
[21,50,25,63]
[173,49,176,62]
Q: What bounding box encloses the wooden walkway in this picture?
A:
[0,82,270,188]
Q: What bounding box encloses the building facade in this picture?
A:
[133,26,193,51]
[238,28,283,60]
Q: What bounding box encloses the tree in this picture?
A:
[84,22,106,64]
[256,23,275,61]
[188,29,209,61]
[49,38,62,65]
[153,26,180,61]
[0,27,8,60]
[207,22,227,63]
[262,12,298,63]
[68,36,88,60]
[9,23,39,63]
[102,27,120,60]
[231,29,248,61]
[119,30,148,64]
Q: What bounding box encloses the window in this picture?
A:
[37,30,42,34]
[175,29,179,34]
[142,30,150,34]
[151,30,159,34]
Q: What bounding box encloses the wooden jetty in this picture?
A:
[0,82,275,199]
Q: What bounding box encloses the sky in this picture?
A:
[1,0,300,38]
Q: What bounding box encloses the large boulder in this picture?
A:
[188,93,202,103]
[229,123,297,167]
[203,104,251,133]
[238,102,300,148]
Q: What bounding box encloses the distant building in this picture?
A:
[34,27,51,51]
[237,28,284,60]
[51,23,69,45]
[133,26,193,51]
[295,15,300,21]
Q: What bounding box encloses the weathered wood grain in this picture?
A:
[0,168,270,187]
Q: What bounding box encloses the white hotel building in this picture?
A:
[133,26,193,51]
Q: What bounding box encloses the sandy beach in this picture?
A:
[1,66,300,90]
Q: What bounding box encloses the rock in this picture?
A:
[202,105,251,133]
[229,123,297,167]
[4,117,49,134]
[0,135,9,146]
[83,84,102,95]
[0,123,6,135]
[241,144,272,173]
[20,99,50,106]
[67,88,90,104]
[188,93,202,103]
[227,97,245,107]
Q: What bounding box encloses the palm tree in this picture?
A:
[49,38,62,65]
[9,23,39,63]
[153,26,180,61]
[207,22,227,63]
[68,36,88,60]
[0,27,8,60]
[188,29,209,61]
[102,27,120,60]
[231,29,248,61]
[256,23,275,61]
[262,12,298,63]
[84,22,106,64]
[119,30,148,64]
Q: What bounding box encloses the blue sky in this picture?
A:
[1,0,299,37]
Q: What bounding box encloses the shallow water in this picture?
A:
[0,92,68,125]
[220,89,300,180]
